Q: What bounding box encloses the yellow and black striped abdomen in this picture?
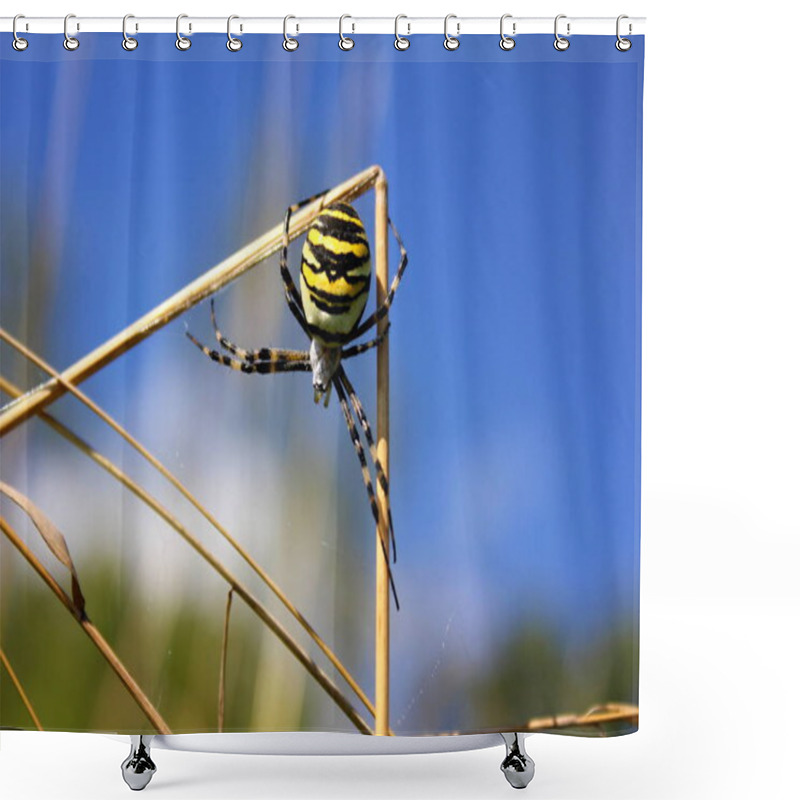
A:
[300,202,371,346]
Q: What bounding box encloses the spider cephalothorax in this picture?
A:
[309,338,341,405]
[186,193,407,609]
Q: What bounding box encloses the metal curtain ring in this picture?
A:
[444,14,460,51]
[616,14,632,51]
[499,14,515,50]
[12,14,28,51]
[339,15,354,50]
[394,15,410,50]
[176,14,191,50]
[283,15,298,51]
[63,13,79,51]
[227,15,242,51]
[122,14,138,51]
[554,14,570,51]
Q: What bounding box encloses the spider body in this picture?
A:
[186,191,407,610]
[300,203,372,346]
[300,203,371,405]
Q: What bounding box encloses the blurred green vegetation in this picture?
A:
[0,551,333,733]
[1,547,637,736]
[468,626,639,735]
[405,624,638,736]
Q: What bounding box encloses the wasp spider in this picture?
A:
[186,194,407,610]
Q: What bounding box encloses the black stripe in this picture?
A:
[306,243,368,276]
[302,259,370,287]
[306,322,357,345]
[313,206,368,241]
[302,273,370,305]
[306,294,358,316]
[313,221,369,246]
[302,255,370,285]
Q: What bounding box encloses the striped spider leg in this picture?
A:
[185,298,312,374]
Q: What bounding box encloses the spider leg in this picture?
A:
[209,299,308,363]
[346,216,408,342]
[337,366,396,563]
[332,375,399,611]
[340,324,390,360]
[186,330,310,374]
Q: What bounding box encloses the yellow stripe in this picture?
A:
[302,244,321,269]
[307,227,369,258]
[302,262,368,299]
[322,208,365,227]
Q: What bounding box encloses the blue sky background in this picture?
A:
[1,34,643,734]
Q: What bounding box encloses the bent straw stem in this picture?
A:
[0,165,383,436]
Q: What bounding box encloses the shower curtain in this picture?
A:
[0,28,643,739]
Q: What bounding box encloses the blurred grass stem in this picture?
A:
[218,588,234,732]
[0,647,44,730]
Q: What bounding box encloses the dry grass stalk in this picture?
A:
[0,165,383,436]
[218,588,234,732]
[447,703,639,737]
[526,703,639,733]
[0,374,373,734]
[0,517,171,734]
[0,646,44,730]
[0,336,376,721]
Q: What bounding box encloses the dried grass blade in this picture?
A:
[0,480,86,616]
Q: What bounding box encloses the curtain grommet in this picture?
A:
[394,15,410,51]
[12,15,29,51]
[176,14,191,51]
[122,14,138,51]
[444,14,460,51]
[283,15,299,51]
[339,15,354,51]
[63,13,80,51]
[499,14,516,51]
[227,15,243,52]
[554,15,570,51]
